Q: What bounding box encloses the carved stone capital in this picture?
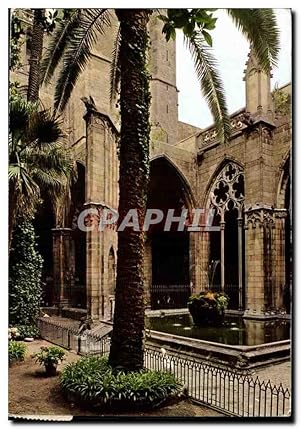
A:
[273,208,288,219]
[244,206,275,228]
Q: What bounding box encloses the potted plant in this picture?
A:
[188,291,229,326]
[33,346,66,376]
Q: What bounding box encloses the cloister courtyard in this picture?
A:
[8,8,292,420]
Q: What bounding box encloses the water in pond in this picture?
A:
[146,314,290,346]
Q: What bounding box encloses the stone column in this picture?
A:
[237,213,243,310]
[273,209,287,310]
[244,207,275,317]
[52,228,75,311]
[197,230,209,292]
[84,110,119,320]
[220,212,225,292]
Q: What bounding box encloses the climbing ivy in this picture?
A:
[10,12,25,70]
[9,216,43,326]
[272,84,291,116]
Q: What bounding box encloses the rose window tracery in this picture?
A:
[209,162,245,213]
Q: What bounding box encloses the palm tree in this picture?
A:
[40,8,279,371]
[9,91,75,246]
[27,9,45,102]
[108,9,151,371]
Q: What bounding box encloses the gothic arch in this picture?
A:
[150,154,196,210]
[107,246,116,296]
[203,158,245,310]
[204,159,245,214]
[277,151,291,209]
[202,157,245,208]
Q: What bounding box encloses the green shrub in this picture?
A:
[9,341,27,364]
[188,291,229,314]
[60,356,181,410]
[9,217,43,326]
[15,324,40,340]
[33,346,66,367]
[188,291,229,326]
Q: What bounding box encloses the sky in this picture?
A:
[176,9,292,129]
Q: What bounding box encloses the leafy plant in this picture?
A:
[188,291,229,314]
[9,217,43,326]
[9,341,27,364]
[272,84,291,116]
[10,11,25,70]
[60,356,181,410]
[15,324,40,339]
[9,85,76,247]
[188,291,229,326]
[33,346,66,366]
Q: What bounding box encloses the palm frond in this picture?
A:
[110,26,121,105]
[31,168,66,192]
[227,9,280,71]
[24,143,76,181]
[28,110,65,145]
[40,9,82,86]
[184,33,231,143]
[9,163,40,198]
[9,95,37,135]
[53,9,111,112]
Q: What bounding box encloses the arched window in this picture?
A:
[208,162,245,309]
[108,247,116,296]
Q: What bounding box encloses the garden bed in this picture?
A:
[9,340,222,419]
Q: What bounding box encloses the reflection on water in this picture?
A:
[146,314,290,346]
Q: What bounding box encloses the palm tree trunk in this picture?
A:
[27,9,45,103]
[108,9,151,371]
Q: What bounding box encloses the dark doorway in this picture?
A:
[148,158,191,309]
[224,206,239,309]
[284,175,291,313]
[209,213,221,288]
[34,198,55,306]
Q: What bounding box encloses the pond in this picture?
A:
[145,314,290,346]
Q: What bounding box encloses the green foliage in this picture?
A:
[227,9,280,71]
[40,9,112,112]
[272,85,291,116]
[14,324,40,340]
[9,217,43,326]
[33,346,66,366]
[60,356,181,410]
[158,9,217,43]
[9,341,27,364]
[188,291,229,315]
[9,85,76,221]
[10,12,25,70]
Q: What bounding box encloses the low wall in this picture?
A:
[146,330,291,369]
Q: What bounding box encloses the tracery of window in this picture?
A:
[209,163,244,213]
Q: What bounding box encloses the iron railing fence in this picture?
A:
[150,284,192,309]
[37,318,291,418]
[37,318,111,356]
[149,284,244,310]
[143,347,290,417]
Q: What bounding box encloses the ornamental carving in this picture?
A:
[245,208,275,229]
[262,126,273,144]
[201,113,248,147]
[209,162,245,214]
